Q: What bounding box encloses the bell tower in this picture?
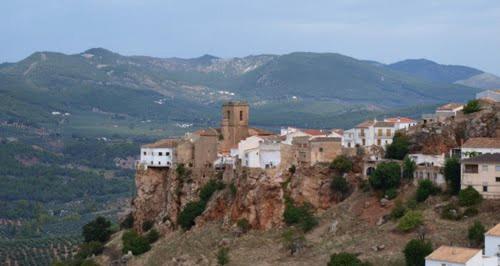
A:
[220,101,249,151]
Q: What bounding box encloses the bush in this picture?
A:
[288,165,296,174]
[330,155,353,174]
[385,188,398,200]
[402,156,416,180]
[331,175,350,199]
[398,211,423,232]
[146,229,160,243]
[403,239,433,266]
[142,220,154,232]
[369,162,401,191]
[237,218,251,233]
[415,179,439,202]
[328,252,369,266]
[391,200,407,220]
[406,199,418,210]
[458,186,483,206]
[82,216,112,243]
[229,182,237,197]
[76,241,104,259]
[217,247,229,265]
[122,230,151,255]
[283,197,318,232]
[178,201,206,230]
[468,221,485,247]
[464,207,479,217]
[463,100,481,114]
[199,179,225,203]
[444,157,461,195]
[440,203,462,220]
[120,213,134,229]
[385,132,410,160]
[281,228,306,255]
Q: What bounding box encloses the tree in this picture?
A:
[217,247,230,265]
[402,156,416,180]
[122,230,151,255]
[283,197,318,232]
[398,211,423,232]
[146,229,160,243]
[76,241,104,260]
[444,157,461,195]
[330,155,353,174]
[369,162,401,191]
[178,201,206,230]
[82,216,112,243]
[385,132,410,160]
[403,239,433,266]
[459,186,483,206]
[120,213,134,229]
[415,179,439,202]
[463,100,481,114]
[331,175,350,199]
[468,221,485,247]
[328,252,369,266]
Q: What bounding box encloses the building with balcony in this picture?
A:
[461,153,500,199]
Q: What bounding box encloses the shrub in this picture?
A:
[468,221,485,247]
[415,179,439,202]
[403,239,433,266]
[229,182,237,197]
[288,165,296,174]
[236,218,251,233]
[199,179,225,203]
[281,228,306,255]
[385,188,398,200]
[120,213,134,229]
[146,229,160,243]
[330,155,353,174]
[328,252,369,266]
[385,132,410,160]
[458,186,483,206]
[369,162,401,191]
[217,247,229,265]
[178,201,206,230]
[464,207,479,217]
[440,203,462,220]
[122,230,151,255]
[142,220,154,232]
[402,156,416,180]
[398,211,423,232]
[444,157,461,195]
[391,200,407,220]
[331,175,350,199]
[283,197,318,232]
[463,99,481,114]
[82,216,112,243]
[76,241,104,259]
[406,199,418,210]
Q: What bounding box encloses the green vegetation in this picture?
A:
[142,220,154,232]
[398,211,423,232]
[458,186,483,206]
[288,165,296,174]
[415,180,439,202]
[440,203,462,220]
[330,155,353,174]
[369,162,401,191]
[402,156,416,180]
[199,180,225,202]
[385,133,410,160]
[391,200,407,219]
[328,252,370,266]
[76,241,104,260]
[468,221,485,247]
[217,247,230,265]
[403,239,433,266]
[145,229,160,244]
[120,213,134,229]
[281,228,306,255]
[463,99,481,114]
[236,218,251,233]
[122,230,151,255]
[283,197,318,232]
[444,157,461,195]
[330,175,350,200]
[464,207,479,217]
[385,188,398,200]
[82,217,112,243]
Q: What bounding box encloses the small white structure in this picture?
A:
[384,117,417,131]
[239,136,281,169]
[425,246,496,266]
[281,128,328,145]
[409,153,445,167]
[409,153,446,186]
[343,128,356,148]
[485,223,500,259]
[461,138,500,159]
[139,139,177,169]
[476,89,500,102]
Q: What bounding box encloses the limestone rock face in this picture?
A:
[289,166,334,209]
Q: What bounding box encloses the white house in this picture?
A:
[384,117,417,131]
[281,128,328,145]
[425,246,496,266]
[476,89,500,102]
[409,153,446,186]
[485,223,500,259]
[435,103,464,120]
[347,119,395,148]
[461,138,500,159]
[139,139,177,169]
[242,141,281,169]
[343,128,356,148]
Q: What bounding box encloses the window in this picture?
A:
[158,161,161,165]
[159,152,163,156]
[143,151,146,155]
[150,161,153,165]
[496,177,500,182]
[362,139,366,146]
[483,186,488,192]
[464,164,478,174]
[496,165,500,171]
[240,110,243,121]
[482,165,488,171]
[377,139,381,146]
[378,129,383,137]
[227,110,230,119]
[319,147,323,152]
[386,129,391,136]
[347,143,351,148]
[166,152,170,156]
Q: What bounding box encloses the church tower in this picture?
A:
[220,101,249,152]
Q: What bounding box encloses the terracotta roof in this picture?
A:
[248,127,274,136]
[462,137,500,149]
[355,120,375,128]
[461,153,500,164]
[486,223,500,237]
[437,103,463,111]
[384,117,416,123]
[142,139,178,148]
[310,137,341,142]
[425,246,481,264]
[302,129,327,136]
[374,121,395,128]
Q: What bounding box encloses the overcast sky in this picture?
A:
[1,0,499,75]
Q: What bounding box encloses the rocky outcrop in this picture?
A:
[289,166,334,209]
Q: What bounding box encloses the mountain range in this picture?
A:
[1,48,498,133]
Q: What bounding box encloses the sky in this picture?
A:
[1,0,499,75]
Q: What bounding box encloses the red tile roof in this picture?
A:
[462,137,500,149]
[384,117,416,123]
[302,129,327,136]
[355,120,375,128]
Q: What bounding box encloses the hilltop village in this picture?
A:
[113,90,500,265]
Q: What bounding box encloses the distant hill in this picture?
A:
[455,73,500,90]
[0,48,482,133]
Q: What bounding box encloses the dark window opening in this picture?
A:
[159,152,163,156]
[464,164,479,174]
[483,186,488,192]
[496,177,500,182]
[227,110,230,119]
[166,152,170,156]
[319,147,324,152]
[143,152,146,155]
[240,110,243,121]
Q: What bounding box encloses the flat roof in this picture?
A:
[486,223,500,237]
[426,246,481,264]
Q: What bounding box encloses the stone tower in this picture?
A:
[220,101,249,152]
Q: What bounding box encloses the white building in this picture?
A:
[343,128,356,148]
[409,153,446,186]
[384,117,417,131]
[461,138,500,159]
[238,135,281,169]
[139,139,177,169]
[425,246,496,266]
[281,127,329,145]
[476,89,500,102]
[485,223,500,259]
[346,119,395,148]
[436,103,464,120]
